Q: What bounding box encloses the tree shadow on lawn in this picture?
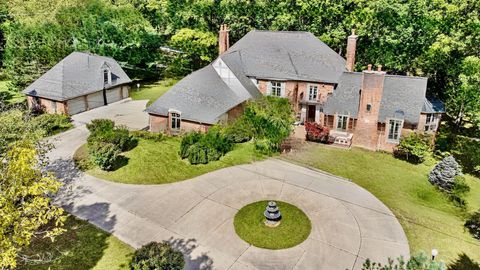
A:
[18,202,130,270]
[166,238,213,270]
[447,253,480,270]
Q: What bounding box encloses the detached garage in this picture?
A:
[23,51,132,115]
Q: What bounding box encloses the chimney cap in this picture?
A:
[377,65,382,71]
[367,64,372,71]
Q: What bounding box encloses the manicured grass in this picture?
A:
[283,143,480,263]
[234,201,311,249]
[18,216,133,270]
[0,80,25,104]
[130,79,178,105]
[75,137,264,185]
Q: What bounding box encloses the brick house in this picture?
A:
[23,52,132,115]
[147,25,444,151]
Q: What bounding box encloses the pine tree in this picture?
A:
[429,156,462,192]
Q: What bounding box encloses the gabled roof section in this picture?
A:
[226,30,347,83]
[146,65,257,124]
[23,52,132,101]
[324,72,431,125]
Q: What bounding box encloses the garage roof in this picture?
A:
[22,52,132,101]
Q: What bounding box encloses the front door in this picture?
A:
[307,105,316,122]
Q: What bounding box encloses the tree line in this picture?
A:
[0,0,479,130]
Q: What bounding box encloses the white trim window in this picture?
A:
[268,81,285,97]
[271,81,282,96]
[308,85,318,101]
[424,113,437,132]
[387,119,403,142]
[171,112,181,130]
[336,115,348,131]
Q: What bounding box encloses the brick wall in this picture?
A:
[27,96,67,114]
[149,114,210,134]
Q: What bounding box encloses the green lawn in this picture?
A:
[0,80,25,104]
[234,201,311,249]
[130,78,178,105]
[18,216,133,270]
[75,137,264,185]
[283,144,480,263]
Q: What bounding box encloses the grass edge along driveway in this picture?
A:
[283,143,480,263]
[75,137,264,185]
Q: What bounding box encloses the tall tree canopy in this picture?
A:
[1,0,479,128]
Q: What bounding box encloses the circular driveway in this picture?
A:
[48,126,409,270]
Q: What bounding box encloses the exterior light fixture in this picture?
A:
[431,249,438,260]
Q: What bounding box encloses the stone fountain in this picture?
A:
[264,201,282,227]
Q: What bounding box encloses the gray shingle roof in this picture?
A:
[227,30,347,83]
[146,65,252,124]
[22,52,131,101]
[422,97,445,113]
[324,72,431,125]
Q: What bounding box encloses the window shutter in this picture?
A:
[267,82,272,95]
[280,83,286,97]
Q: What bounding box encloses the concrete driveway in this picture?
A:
[47,126,409,270]
[71,98,149,130]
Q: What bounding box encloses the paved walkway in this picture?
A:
[47,127,409,270]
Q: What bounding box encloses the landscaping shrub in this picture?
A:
[130,241,184,270]
[87,120,137,151]
[305,122,330,143]
[362,252,445,270]
[429,156,470,207]
[394,132,432,164]
[429,156,463,192]
[254,138,277,155]
[242,96,294,150]
[224,116,254,143]
[31,113,73,136]
[86,119,115,135]
[179,131,202,159]
[131,130,165,142]
[88,142,121,171]
[465,210,480,240]
[180,127,233,164]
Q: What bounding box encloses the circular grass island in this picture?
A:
[233,201,311,249]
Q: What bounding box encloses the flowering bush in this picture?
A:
[305,122,330,143]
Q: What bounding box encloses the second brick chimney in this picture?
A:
[218,24,230,55]
[345,29,358,72]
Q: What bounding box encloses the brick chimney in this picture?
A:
[345,29,358,72]
[352,65,386,150]
[218,24,230,55]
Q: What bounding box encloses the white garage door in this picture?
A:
[87,91,104,110]
[106,88,122,104]
[67,97,87,115]
[122,86,129,99]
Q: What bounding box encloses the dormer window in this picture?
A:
[103,69,109,85]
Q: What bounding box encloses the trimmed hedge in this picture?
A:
[131,130,165,142]
[130,242,184,270]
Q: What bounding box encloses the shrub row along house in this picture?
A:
[147,25,445,151]
[23,52,132,115]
